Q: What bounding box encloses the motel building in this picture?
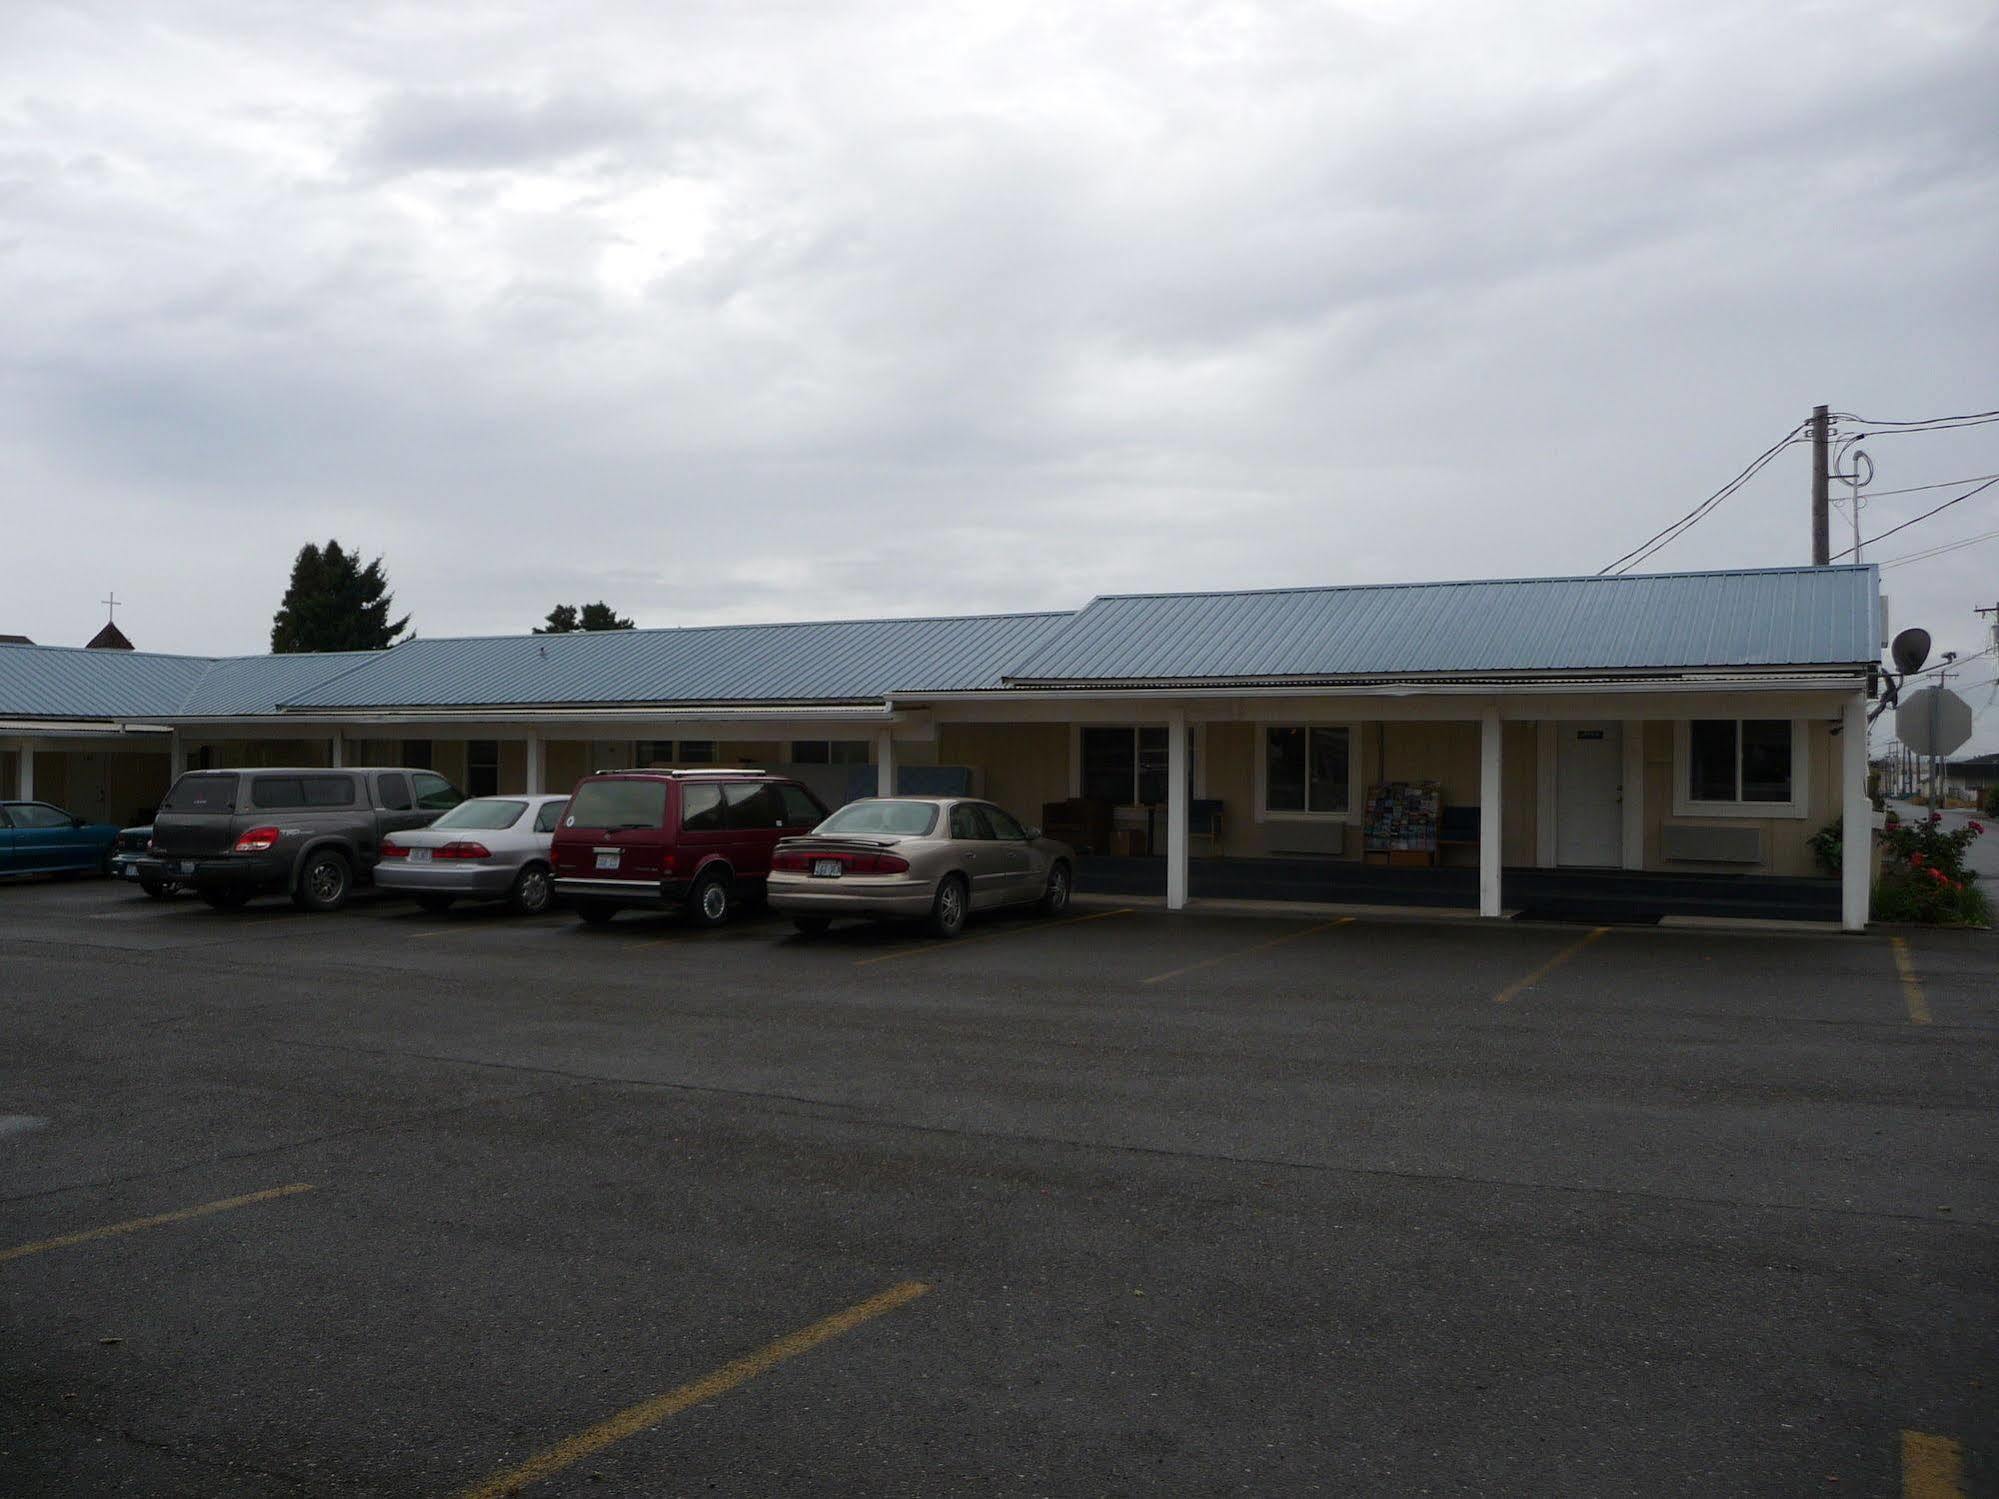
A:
[1,564,1884,930]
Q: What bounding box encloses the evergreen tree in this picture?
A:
[534,602,635,633]
[269,541,410,653]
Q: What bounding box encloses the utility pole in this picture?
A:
[1811,404,1831,565]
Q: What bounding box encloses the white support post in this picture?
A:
[525,731,545,795]
[876,728,896,798]
[1621,721,1645,871]
[18,741,33,801]
[329,731,344,768]
[1479,708,1503,918]
[1841,695,1870,932]
[1166,709,1189,911]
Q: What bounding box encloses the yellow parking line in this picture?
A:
[853,907,1132,967]
[1141,917,1353,984]
[1892,938,1931,1025]
[454,1279,931,1499]
[0,1183,315,1265]
[1901,1430,1964,1498]
[1492,927,1609,1005]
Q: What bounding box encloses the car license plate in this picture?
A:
[812,859,844,878]
[409,847,432,863]
[595,852,621,870]
[179,861,196,875]
[122,865,138,880]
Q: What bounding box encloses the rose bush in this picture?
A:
[1873,811,1989,925]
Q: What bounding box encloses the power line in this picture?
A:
[1835,407,1999,428]
[1830,475,1999,561]
[1863,472,1999,500]
[1597,424,1812,575]
[1878,527,1999,569]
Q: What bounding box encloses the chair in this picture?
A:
[1190,798,1225,853]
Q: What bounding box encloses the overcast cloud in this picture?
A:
[3,1,1996,742]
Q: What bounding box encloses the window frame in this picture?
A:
[1253,723,1361,823]
[1671,718,1811,820]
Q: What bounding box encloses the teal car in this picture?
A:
[0,801,122,877]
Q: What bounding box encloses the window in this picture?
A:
[680,783,725,831]
[949,804,986,840]
[982,804,1027,840]
[468,740,500,797]
[1081,727,1174,805]
[304,776,355,807]
[1683,719,1795,806]
[1262,727,1350,817]
[790,740,868,766]
[163,774,237,813]
[724,782,783,830]
[776,785,825,828]
[412,772,462,811]
[638,740,717,765]
[431,799,528,830]
[818,800,937,837]
[375,773,413,812]
[567,779,667,830]
[250,777,304,809]
[9,803,72,829]
[402,740,433,770]
[533,800,568,834]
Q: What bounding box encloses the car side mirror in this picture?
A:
[73,816,88,828]
[1024,825,1041,840]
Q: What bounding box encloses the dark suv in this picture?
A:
[550,770,828,926]
[149,767,463,912]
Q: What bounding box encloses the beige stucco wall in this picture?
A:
[937,724,1067,818]
[1639,718,1836,878]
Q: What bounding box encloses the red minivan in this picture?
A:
[550,770,830,926]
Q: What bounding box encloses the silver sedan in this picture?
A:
[376,794,570,915]
[767,796,1074,938]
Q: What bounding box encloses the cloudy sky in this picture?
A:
[3,2,1996,737]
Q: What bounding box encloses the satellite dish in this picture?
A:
[1891,627,1931,676]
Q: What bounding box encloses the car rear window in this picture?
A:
[162,774,239,813]
[816,800,938,837]
[430,798,528,830]
[565,779,668,831]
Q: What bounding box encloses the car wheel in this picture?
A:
[292,851,352,913]
[415,894,454,915]
[138,874,174,899]
[199,887,251,911]
[576,901,616,926]
[928,874,969,938]
[687,870,733,928]
[791,915,832,938]
[510,863,553,916]
[1039,861,1072,916]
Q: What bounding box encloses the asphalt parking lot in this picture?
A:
[2,879,1994,1497]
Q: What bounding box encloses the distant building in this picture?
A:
[0,634,32,646]
[86,621,134,651]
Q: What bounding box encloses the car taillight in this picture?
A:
[233,826,280,853]
[145,838,155,852]
[774,849,909,874]
[435,842,492,860]
[379,840,407,859]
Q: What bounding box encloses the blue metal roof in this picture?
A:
[279,612,1075,709]
[0,567,1880,724]
[174,652,384,716]
[0,646,213,719]
[1003,566,1881,683]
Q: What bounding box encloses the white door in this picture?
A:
[1556,723,1623,867]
